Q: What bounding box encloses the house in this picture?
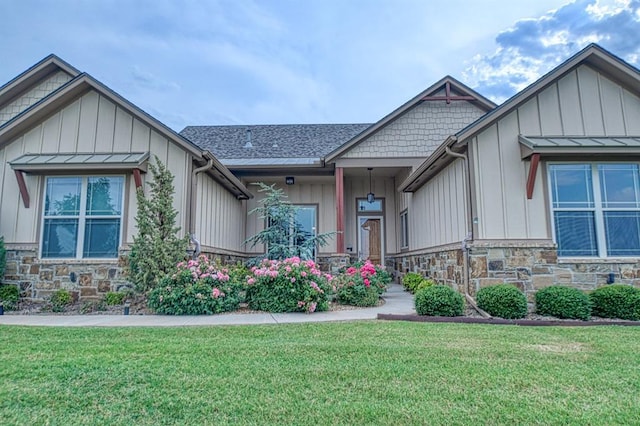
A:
[2,43,640,302]
[0,55,251,300]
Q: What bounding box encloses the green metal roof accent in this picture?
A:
[10,152,150,172]
[519,136,640,159]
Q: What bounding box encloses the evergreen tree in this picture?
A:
[128,157,188,292]
[245,183,335,262]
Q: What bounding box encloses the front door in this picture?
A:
[358,216,383,264]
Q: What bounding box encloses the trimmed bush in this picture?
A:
[105,291,127,306]
[415,285,464,317]
[0,284,19,311]
[335,280,380,307]
[535,286,591,320]
[402,272,423,292]
[50,289,73,312]
[477,284,528,319]
[148,255,240,315]
[245,257,332,313]
[590,285,640,321]
[415,279,436,292]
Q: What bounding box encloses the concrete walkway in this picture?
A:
[0,283,415,327]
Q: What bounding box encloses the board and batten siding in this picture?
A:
[195,173,245,252]
[410,159,467,249]
[244,179,337,254]
[0,89,192,245]
[471,64,640,240]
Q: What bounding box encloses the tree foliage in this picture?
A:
[244,183,335,262]
[0,236,5,281]
[128,157,189,292]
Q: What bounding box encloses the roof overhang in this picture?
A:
[519,135,640,159]
[399,136,461,192]
[9,152,150,173]
[0,54,80,107]
[201,151,253,199]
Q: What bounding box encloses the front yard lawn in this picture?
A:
[1,322,639,425]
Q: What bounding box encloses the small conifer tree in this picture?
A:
[245,183,335,262]
[128,157,188,292]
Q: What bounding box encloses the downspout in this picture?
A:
[189,156,214,258]
[444,143,490,318]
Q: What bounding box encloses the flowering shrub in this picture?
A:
[245,257,332,313]
[334,261,390,307]
[148,255,241,315]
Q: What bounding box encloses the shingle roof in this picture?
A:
[180,124,371,160]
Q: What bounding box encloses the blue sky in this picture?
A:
[0,0,638,131]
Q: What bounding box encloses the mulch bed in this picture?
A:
[377,313,640,327]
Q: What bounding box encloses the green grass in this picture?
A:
[1,322,640,425]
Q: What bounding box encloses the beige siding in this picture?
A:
[472,64,640,240]
[410,159,467,248]
[0,71,72,125]
[195,173,245,252]
[341,100,485,159]
[244,179,337,254]
[0,89,192,245]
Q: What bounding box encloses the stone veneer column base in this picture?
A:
[389,245,465,293]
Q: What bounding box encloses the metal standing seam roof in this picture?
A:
[518,136,640,158]
[9,152,150,170]
[180,124,372,160]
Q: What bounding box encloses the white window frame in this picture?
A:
[40,175,125,260]
[548,162,640,259]
[400,209,409,249]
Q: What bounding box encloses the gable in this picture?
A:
[340,97,486,159]
[0,70,72,126]
[327,77,495,162]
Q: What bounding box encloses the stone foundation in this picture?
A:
[3,246,130,301]
[391,246,465,293]
[317,254,350,274]
[392,240,640,301]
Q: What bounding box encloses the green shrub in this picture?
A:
[80,300,107,314]
[402,272,423,292]
[148,255,241,315]
[415,285,464,317]
[245,257,331,313]
[415,279,436,292]
[0,284,19,311]
[334,274,380,307]
[535,286,591,320]
[476,284,528,319]
[50,289,73,313]
[105,291,127,306]
[590,285,640,321]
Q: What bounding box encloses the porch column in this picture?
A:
[335,167,345,253]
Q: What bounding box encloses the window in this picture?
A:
[400,209,409,249]
[549,163,640,257]
[42,176,124,259]
[266,204,317,260]
[358,198,383,212]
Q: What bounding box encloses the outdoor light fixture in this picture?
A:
[367,168,375,203]
[285,176,295,185]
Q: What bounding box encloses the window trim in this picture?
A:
[40,175,125,260]
[400,209,409,250]
[548,162,640,259]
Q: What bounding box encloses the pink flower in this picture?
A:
[297,301,306,307]
[364,278,370,287]
[301,271,307,277]
[247,278,256,285]
[212,288,221,298]
[346,267,357,276]
[308,302,317,313]
[290,277,296,283]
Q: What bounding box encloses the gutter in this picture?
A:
[443,144,491,318]
[188,156,214,258]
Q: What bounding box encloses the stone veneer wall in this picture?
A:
[3,245,130,301]
[391,246,465,293]
[392,240,640,303]
[3,245,250,302]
